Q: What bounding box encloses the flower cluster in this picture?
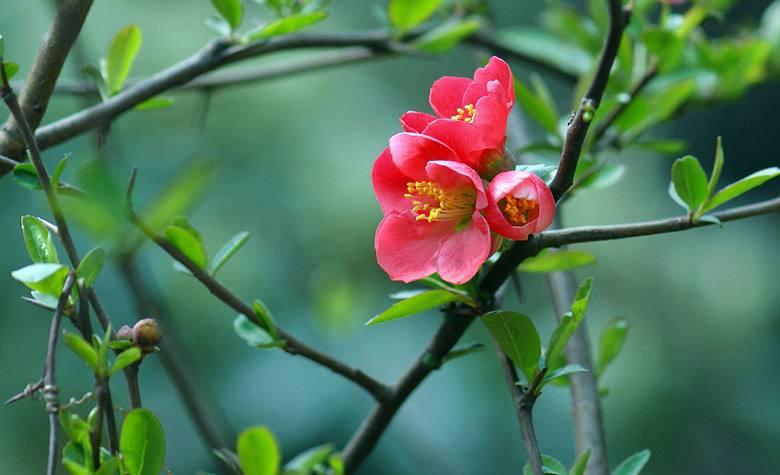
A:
[372,57,555,284]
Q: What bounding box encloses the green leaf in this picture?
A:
[596,317,629,376]
[95,457,120,475]
[442,343,484,364]
[519,250,596,273]
[62,460,91,475]
[284,443,334,474]
[52,156,69,186]
[252,299,280,340]
[515,164,558,183]
[481,311,541,382]
[134,96,174,111]
[81,64,109,101]
[211,0,243,31]
[63,332,99,372]
[234,315,282,349]
[707,137,725,199]
[544,278,593,369]
[388,0,442,34]
[237,426,280,475]
[11,263,68,296]
[328,454,344,475]
[614,79,695,139]
[570,449,591,475]
[21,215,59,264]
[120,409,166,475]
[110,347,142,375]
[498,28,592,76]
[2,61,19,80]
[366,289,467,325]
[140,161,212,231]
[413,17,482,53]
[210,231,250,276]
[163,225,207,270]
[625,139,687,154]
[247,12,328,41]
[611,450,651,475]
[76,247,106,288]
[670,155,708,212]
[109,339,134,351]
[543,363,588,385]
[523,455,567,475]
[515,78,560,136]
[105,25,142,95]
[702,167,780,213]
[12,163,42,190]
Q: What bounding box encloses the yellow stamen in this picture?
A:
[450,103,476,123]
[405,180,476,223]
[502,195,538,226]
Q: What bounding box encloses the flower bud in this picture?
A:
[116,325,133,340]
[132,318,161,353]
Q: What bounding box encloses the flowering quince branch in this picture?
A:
[43,272,77,475]
[124,172,391,401]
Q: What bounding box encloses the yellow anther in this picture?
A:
[450,103,476,123]
[405,180,476,223]
[501,195,539,226]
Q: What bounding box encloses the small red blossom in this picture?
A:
[372,134,492,284]
[399,57,515,177]
[485,171,555,241]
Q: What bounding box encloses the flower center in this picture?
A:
[404,181,476,223]
[501,195,539,226]
[450,104,476,123]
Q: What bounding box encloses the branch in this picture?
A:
[43,272,77,475]
[537,196,780,249]
[0,0,94,164]
[125,179,390,401]
[116,253,234,452]
[548,0,631,200]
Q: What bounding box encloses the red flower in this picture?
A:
[485,171,555,241]
[372,134,491,284]
[399,57,515,177]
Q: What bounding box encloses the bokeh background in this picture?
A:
[1,1,779,473]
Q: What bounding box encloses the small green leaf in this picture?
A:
[76,247,106,288]
[328,453,344,475]
[252,299,280,340]
[611,450,651,475]
[210,231,250,276]
[163,225,207,270]
[388,0,442,34]
[134,96,174,111]
[707,137,725,199]
[233,315,282,349]
[670,155,708,212]
[62,460,91,475]
[515,78,560,137]
[515,163,558,183]
[247,12,328,41]
[481,311,541,382]
[625,139,687,154]
[237,426,280,475]
[366,289,467,325]
[109,339,134,351]
[51,156,69,187]
[21,215,59,264]
[544,278,593,369]
[499,28,592,76]
[110,347,142,375]
[570,449,591,475]
[284,443,334,474]
[702,166,780,213]
[105,25,142,95]
[95,457,119,475]
[523,455,567,475]
[211,0,243,31]
[519,250,596,273]
[11,263,68,296]
[63,332,99,372]
[81,64,109,101]
[413,17,482,53]
[12,163,42,190]
[120,409,166,475]
[442,343,484,364]
[597,317,629,376]
[2,61,19,80]
[543,363,588,385]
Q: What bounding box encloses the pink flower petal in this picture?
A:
[473,57,514,109]
[485,171,556,240]
[436,212,491,284]
[388,133,458,180]
[400,111,437,133]
[375,212,453,283]
[425,160,487,209]
[372,147,412,215]
[429,76,471,118]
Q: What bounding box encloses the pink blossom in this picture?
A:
[485,171,556,241]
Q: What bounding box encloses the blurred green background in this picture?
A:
[1,1,779,473]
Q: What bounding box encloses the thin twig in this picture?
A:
[116,254,234,452]
[590,64,658,146]
[4,379,44,406]
[90,375,107,469]
[0,0,94,162]
[125,175,390,401]
[43,272,77,475]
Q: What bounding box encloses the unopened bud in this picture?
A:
[116,325,133,340]
[132,318,161,353]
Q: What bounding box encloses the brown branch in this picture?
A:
[0,0,94,163]
[125,176,390,401]
[43,272,77,475]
